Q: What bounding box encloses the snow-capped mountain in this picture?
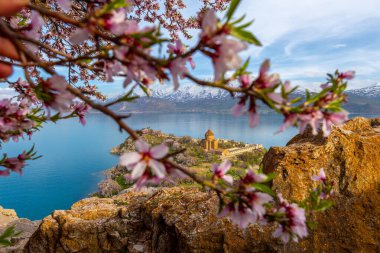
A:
[150,83,230,102]
[149,80,239,101]
[346,83,380,98]
[106,82,380,114]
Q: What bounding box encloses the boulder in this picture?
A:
[0,218,40,253]
[25,187,283,253]
[262,117,380,252]
[0,206,18,227]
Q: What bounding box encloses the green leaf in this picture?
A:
[315,199,334,211]
[0,226,20,246]
[233,57,250,77]
[236,20,254,30]
[263,172,277,182]
[138,83,150,97]
[230,28,262,46]
[99,0,128,15]
[306,221,318,230]
[231,14,246,25]
[50,113,61,123]
[226,0,242,22]
[252,183,276,197]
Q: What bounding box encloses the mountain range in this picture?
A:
[106,83,380,115]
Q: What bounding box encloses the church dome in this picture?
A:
[205,129,214,137]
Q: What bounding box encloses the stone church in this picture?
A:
[201,129,219,150]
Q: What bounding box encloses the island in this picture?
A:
[99,128,266,197]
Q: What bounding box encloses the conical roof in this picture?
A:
[205,129,214,136]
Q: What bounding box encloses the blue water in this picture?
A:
[0,113,375,220]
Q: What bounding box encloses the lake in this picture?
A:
[0,112,375,220]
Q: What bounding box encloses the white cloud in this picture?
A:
[0,88,16,99]
[332,43,347,49]
[238,0,380,50]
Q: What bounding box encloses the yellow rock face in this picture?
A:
[262,117,380,252]
[0,206,18,227]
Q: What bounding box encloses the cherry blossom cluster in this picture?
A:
[0,98,36,143]
[0,146,39,176]
[231,60,352,136]
[119,139,185,188]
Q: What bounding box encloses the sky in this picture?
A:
[2,0,380,98]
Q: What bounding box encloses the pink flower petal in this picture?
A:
[219,160,231,174]
[231,103,245,117]
[259,59,270,77]
[148,159,166,178]
[222,175,234,185]
[119,152,142,167]
[135,139,150,153]
[150,143,169,159]
[70,28,91,45]
[57,0,72,11]
[131,161,147,180]
[249,111,260,128]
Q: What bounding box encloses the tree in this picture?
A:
[0,0,350,244]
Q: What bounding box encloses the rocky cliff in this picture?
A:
[1,117,379,252]
[261,116,380,252]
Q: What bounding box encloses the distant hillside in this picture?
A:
[104,83,380,115]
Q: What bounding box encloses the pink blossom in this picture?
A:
[248,191,273,217]
[267,93,284,104]
[276,114,297,134]
[72,102,90,126]
[0,152,29,176]
[231,102,245,117]
[312,168,326,182]
[219,202,257,228]
[201,10,218,39]
[168,58,188,90]
[119,140,169,188]
[121,20,139,35]
[168,40,186,55]
[103,61,124,82]
[254,60,279,89]
[240,170,267,184]
[23,11,44,39]
[102,9,138,35]
[0,98,35,142]
[248,109,259,128]
[321,111,348,136]
[167,40,195,90]
[57,0,72,11]
[273,195,308,243]
[212,160,233,184]
[39,75,75,113]
[298,110,324,135]
[239,74,251,88]
[70,28,91,45]
[283,81,292,93]
[320,82,331,89]
[338,71,355,80]
[220,189,273,228]
[114,46,158,88]
[212,37,247,81]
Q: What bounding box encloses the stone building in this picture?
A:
[201,129,219,150]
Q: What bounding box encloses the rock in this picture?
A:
[0,206,18,227]
[97,178,122,197]
[0,218,40,253]
[262,117,380,252]
[26,187,282,253]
